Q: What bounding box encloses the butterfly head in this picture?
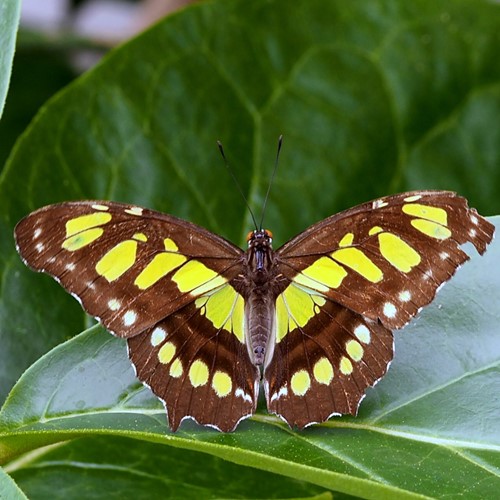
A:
[246,229,274,275]
[246,229,273,247]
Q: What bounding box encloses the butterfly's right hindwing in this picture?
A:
[265,286,394,428]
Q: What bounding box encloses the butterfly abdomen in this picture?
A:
[245,288,275,366]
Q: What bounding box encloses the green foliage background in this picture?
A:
[0,0,499,498]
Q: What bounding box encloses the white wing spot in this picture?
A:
[34,228,42,239]
[354,324,371,344]
[150,327,167,346]
[440,252,449,260]
[35,242,45,253]
[383,302,397,318]
[65,262,76,272]
[92,204,109,211]
[70,291,83,306]
[123,310,137,326]
[235,388,253,403]
[404,194,422,202]
[469,228,477,238]
[108,298,121,311]
[125,206,143,216]
[270,385,288,403]
[399,290,412,302]
[471,215,479,225]
[372,199,388,209]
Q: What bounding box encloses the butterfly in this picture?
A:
[14,190,494,431]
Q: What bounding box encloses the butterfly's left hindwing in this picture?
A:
[128,300,259,432]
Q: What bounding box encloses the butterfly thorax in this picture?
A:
[240,229,279,366]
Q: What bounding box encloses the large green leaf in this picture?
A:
[0,465,27,500]
[0,41,78,170]
[4,437,328,499]
[1,0,499,498]
[0,0,21,120]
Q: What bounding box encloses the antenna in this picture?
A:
[217,141,259,230]
[259,135,282,230]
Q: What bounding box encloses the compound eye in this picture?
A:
[246,230,254,242]
[264,229,273,239]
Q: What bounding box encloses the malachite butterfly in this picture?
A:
[15,190,494,431]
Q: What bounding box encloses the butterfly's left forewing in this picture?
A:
[15,201,244,336]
